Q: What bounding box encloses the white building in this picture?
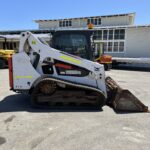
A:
[35,13,135,29]
[0,12,150,61]
[34,13,150,59]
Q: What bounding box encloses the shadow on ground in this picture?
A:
[0,94,102,113]
[0,94,145,114]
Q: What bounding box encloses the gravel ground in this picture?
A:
[0,68,150,150]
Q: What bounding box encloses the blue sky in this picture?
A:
[0,0,149,30]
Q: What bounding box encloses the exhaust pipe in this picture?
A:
[106,77,148,112]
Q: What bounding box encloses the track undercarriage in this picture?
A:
[30,77,148,112]
[30,77,106,109]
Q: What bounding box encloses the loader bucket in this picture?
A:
[106,77,148,112]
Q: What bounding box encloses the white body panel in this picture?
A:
[12,52,40,89]
[12,32,107,97]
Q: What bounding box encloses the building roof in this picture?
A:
[34,13,135,23]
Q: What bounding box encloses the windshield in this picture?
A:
[53,34,88,59]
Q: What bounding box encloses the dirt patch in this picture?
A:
[30,137,45,149]
[4,115,16,124]
[0,137,6,145]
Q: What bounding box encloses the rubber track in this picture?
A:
[31,76,106,109]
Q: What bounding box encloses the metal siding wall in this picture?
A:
[38,16,133,29]
[126,27,150,57]
[72,19,87,28]
[101,16,131,26]
[39,21,59,29]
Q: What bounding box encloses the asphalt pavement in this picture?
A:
[0,68,150,150]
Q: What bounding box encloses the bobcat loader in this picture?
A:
[8,32,148,112]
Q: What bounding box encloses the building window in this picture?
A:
[63,21,65,27]
[87,18,101,25]
[93,31,102,40]
[3,43,5,49]
[94,29,125,41]
[108,30,114,40]
[114,42,119,52]
[59,20,72,27]
[66,21,69,26]
[119,42,124,52]
[93,29,125,53]
[69,20,72,26]
[0,42,17,50]
[96,41,125,53]
[14,42,17,49]
[103,30,108,40]
[113,42,125,52]
[108,42,113,52]
[103,42,107,52]
[59,21,62,27]
[120,29,125,39]
[114,29,125,39]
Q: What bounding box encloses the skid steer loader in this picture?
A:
[8,31,148,112]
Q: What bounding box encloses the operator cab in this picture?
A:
[50,30,94,61]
